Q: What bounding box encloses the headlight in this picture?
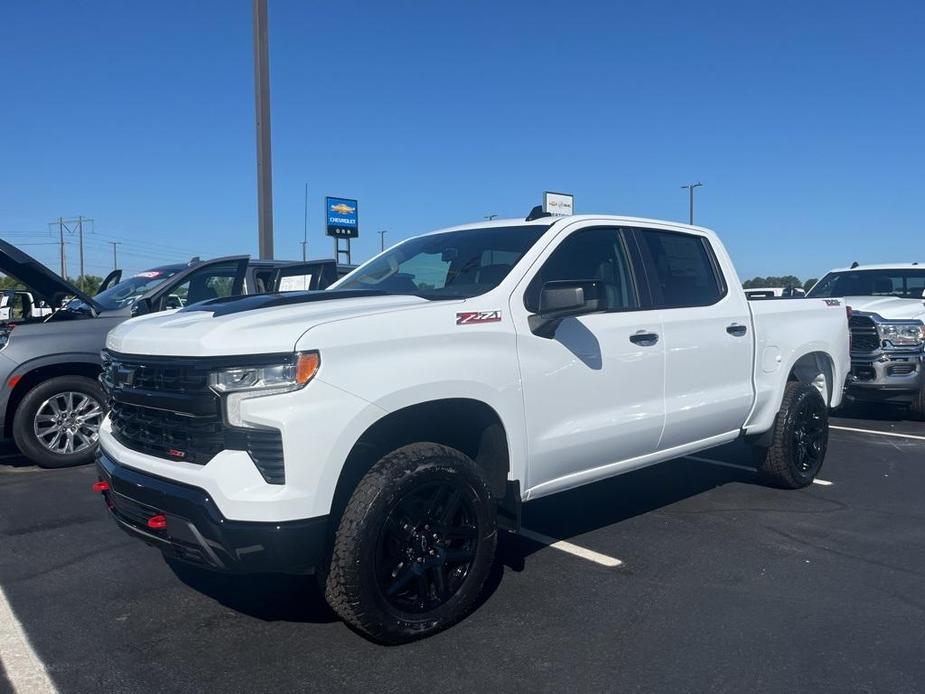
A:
[210,351,320,427]
[877,322,924,346]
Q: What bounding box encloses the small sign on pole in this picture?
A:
[325,197,359,238]
[543,191,574,216]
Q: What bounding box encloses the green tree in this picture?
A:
[803,277,818,291]
[72,274,104,295]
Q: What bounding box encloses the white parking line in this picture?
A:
[684,455,833,487]
[0,584,57,693]
[831,425,925,442]
[519,528,623,567]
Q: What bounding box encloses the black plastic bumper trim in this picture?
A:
[96,448,328,574]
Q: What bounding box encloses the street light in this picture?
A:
[681,182,703,225]
[378,230,388,252]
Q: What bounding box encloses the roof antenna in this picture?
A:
[525,205,552,222]
[850,261,860,269]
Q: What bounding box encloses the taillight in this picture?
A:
[92,480,110,493]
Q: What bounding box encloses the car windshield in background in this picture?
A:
[87,269,180,311]
[336,225,549,299]
[807,269,925,299]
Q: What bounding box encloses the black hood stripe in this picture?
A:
[180,289,392,317]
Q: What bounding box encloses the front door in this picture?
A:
[512,224,666,494]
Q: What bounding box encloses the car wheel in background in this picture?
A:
[12,375,106,468]
[753,381,829,489]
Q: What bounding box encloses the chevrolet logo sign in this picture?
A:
[329,203,355,215]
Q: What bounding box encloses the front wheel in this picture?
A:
[909,384,925,421]
[323,443,497,643]
[753,381,829,488]
[12,375,106,468]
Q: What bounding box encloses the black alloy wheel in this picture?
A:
[376,478,480,614]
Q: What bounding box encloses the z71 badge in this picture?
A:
[822,299,841,306]
[456,310,502,325]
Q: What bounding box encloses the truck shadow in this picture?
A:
[166,444,758,627]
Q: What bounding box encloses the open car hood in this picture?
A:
[0,239,101,311]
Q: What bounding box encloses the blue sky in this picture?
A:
[1,1,923,280]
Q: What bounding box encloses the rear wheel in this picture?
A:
[12,375,106,468]
[323,443,497,643]
[753,381,828,488]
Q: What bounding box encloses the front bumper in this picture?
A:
[846,351,924,403]
[96,448,330,574]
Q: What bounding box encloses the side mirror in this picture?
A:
[529,280,602,338]
[130,298,152,317]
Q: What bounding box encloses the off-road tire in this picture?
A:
[12,375,106,468]
[753,381,829,489]
[909,385,925,421]
[323,443,497,643]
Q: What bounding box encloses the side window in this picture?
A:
[638,229,725,308]
[524,227,638,313]
[159,262,242,310]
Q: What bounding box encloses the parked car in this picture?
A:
[94,213,850,643]
[0,289,54,321]
[0,238,344,468]
[805,262,924,417]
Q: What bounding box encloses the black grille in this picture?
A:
[888,363,917,376]
[109,401,225,465]
[103,351,286,484]
[849,315,880,353]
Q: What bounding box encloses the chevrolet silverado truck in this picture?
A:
[95,214,850,643]
[806,263,925,418]
[0,239,344,468]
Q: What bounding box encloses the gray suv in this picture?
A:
[0,240,342,467]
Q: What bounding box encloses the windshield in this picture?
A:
[807,269,925,299]
[335,225,549,299]
[85,269,179,311]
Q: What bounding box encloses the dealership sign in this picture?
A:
[325,197,359,238]
[543,191,573,216]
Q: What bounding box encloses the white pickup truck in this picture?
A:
[94,214,849,642]
[805,263,924,417]
[0,289,53,322]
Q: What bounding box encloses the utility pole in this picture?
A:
[108,241,122,270]
[57,217,67,279]
[302,182,309,261]
[681,182,703,225]
[252,0,274,259]
[378,230,387,252]
[76,215,85,279]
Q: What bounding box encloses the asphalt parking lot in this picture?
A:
[2,405,924,694]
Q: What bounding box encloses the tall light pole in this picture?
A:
[378,230,388,252]
[302,182,309,261]
[681,182,703,225]
[253,0,274,259]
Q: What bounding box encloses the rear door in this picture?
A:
[97,269,122,294]
[632,227,754,450]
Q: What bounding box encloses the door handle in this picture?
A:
[629,330,659,346]
[726,323,748,337]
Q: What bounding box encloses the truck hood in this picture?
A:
[106,291,439,356]
[842,295,925,321]
[0,238,101,311]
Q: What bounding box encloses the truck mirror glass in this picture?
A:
[130,297,152,317]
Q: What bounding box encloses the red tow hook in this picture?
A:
[147,515,168,530]
[92,480,110,493]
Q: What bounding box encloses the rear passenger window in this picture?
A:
[638,229,725,308]
[524,227,638,313]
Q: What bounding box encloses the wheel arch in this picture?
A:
[4,356,102,438]
[330,398,512,526]
[787,350,836,406]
